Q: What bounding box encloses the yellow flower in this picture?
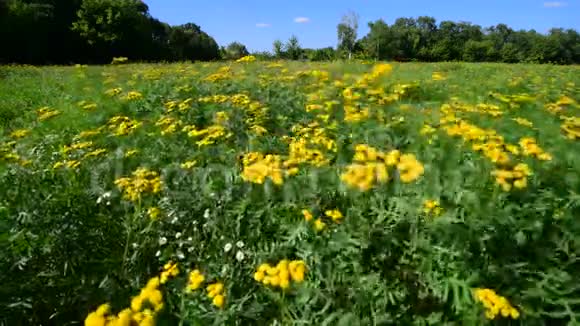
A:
[241,154,285,185]
[83,148,107,159]
[512,117,533,127]
[37,107,61,121]
[9,129,30,139]
[187,269,205,291]
[84,304,109,326]
[123,91,143,101]
[473,288,519,320]
[288,260,306,283]
[115,168,162,202]
[212,294,225,308]
[147,207,161,220]
[180,160,197,169]
[124,149,139,157]
[314,218,326,231]
[432,72,447,81]
[302,209,314,222]
[397,154,424,183]
[160,262,179,284]
[423,200,442,216]
[236,55,256,63]
[105,87,123,97]
[325,209,343,223]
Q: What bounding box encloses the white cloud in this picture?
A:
[256,23,271,28]
[294,17,310,23]
[543,1,567,7]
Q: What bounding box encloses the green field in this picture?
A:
[1,60,579,325]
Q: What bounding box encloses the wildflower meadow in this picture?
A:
[1,59,579,325]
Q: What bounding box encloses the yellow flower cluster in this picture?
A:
[114,167,163,202]
[236,55,256,63]
[1,141,31,166]
[443,119,514,165]
[489,92,535,107]
[53,160,81,170]
[341,145,424,191]
[197,93,269,135]
[155,116,182,136]
[491,163,532,191]
[545,95,577,115]
[111,57,129,64]
[84,268,176,326]
[561,116,579,140]
[302,209,343,231]
[423,200,442,216]
[512,117,533,127]
[441,102,503,117]
[180,160,197,169]
[147,207,161,220]
[122,91,143,101]
[53,140,107,169]
[105,87,123,97]
[473,288,519,320]
[282,123,336,170]
[392,82,420,100]
[160,261,179,284]
[77,127,104,139]
[84,148,107,159]
[241,153,285,185]
[206,282,225,308]
[284,138,327,170]
[108,116,142,136]
[360,63,393,85]
[342,87,370,122]
[164,98,194,113]
[125,149,139,158]
[254,259,307,290]
[214,111,229,125]
[187,269,205,291]
[37,106,61,121]
[183,124,231,147]
[77,100,98,111]
[203,66,231,82]
[10,129,30,139]
[62,141,94,154]
[432,71,447,81]
[519,137,552,161]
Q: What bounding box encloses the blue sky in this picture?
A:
[145,0,579,52]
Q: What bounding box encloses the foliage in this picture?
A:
[337,11,359,59]
[284,35,303,60]
[359,16,580,64]
[222,42,250,60]
[1,61,579,325]
[0,0,220,64]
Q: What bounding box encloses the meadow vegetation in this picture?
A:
[0,59,579,325]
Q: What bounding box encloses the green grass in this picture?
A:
[1,61,579,325]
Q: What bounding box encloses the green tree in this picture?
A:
[361,19,393,60]
[273,39,284,59]
[285,35,302,60]
[168,23,219,61]
[71,0,152,60]
[337,10,359,59]
[306,47,335,61]
[223,41,249,60]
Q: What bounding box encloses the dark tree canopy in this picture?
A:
[0,0,221,64]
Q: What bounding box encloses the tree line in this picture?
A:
[266,14,579,64]
[0,0,221,64]
[0,1,578,64]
